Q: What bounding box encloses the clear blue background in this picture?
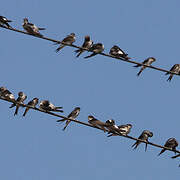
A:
[1,0,180,179]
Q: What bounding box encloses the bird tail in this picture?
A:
[133,64,141,67]
[7,20,12,22]
[56,118,66,122]
[167,75,173,82]
[84,53,96,59]
[54,109,63,113]
[38,28,46,30]
[158,149,165,156]
[171,154,180,159]
[55,45,65,52]
[76,51,83,58]
[75,49,83,57]
[63,121,71,131]
[145,143,148,152]
[14,105,19,116]
[137,69,143,76]
[131,141,139,149]
[137,67,145,76]
[9,103,16,108]
[23,108,29,117]
[74,49,80,53]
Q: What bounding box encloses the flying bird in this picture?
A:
[0,16,12,28]
[56,107,80,131]
[39,100,63,112]
[107,124,132,137]
[109,45,130,60]
[9,92,27,116]
[165,64,180,82]
[23,97,39,117]
[22,18,45,37]
[158,138,178,156]
[0,87,15,101]
[84,43,104,59]
[55,33,76,52]
[132,130,153,151]
[134,57,156,76]
[74,35,93,57]
[88,115,107,132]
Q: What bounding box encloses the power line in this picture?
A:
[0,24,179,76]
[0,96,179,157]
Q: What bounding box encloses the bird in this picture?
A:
[109,45,130,60]
[133,57,156,76]
[23,98,39,117]
[107,124,132,137]
[84,43,104,59]
[105,119,121,135]
[39,100,63,112]
[132,130,153,151]
[56,107,80,131]
[55,33,76,52]
[158,138,178,156]
[0,87,15,101]
[88,115,107,132]
[22,18,45,37]
[74,35,93,57]
[9,92,27,116]
[0,16,12,28]
[165,64,180,82]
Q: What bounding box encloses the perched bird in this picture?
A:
[39,100,63,112]
[84,43,104,59]
[132,130,153,151]
[55,33,76,52]
[22,18,45,37]
[23,98,39,117]
[9,92,27,116]
[158,138,178,156]
[165,64,180,82]
[0,87,15,101]
[107,124,132,137]
[109,45,130,60]
[56,107,80,131]
[134,57,156,76]
[105,119,121,135]
[74,35,93,57]
[0,16,12,28]
[88,115,107,132]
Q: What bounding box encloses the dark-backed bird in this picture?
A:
[84,43,104,59]
[55,33,76,52]
[74,35,93,57]
[0,16,12,28]
[109,45,130,60]
[56,107,80,131]
[39,100,63,112]
[22,18,45,37]
[132,130,153,151]
[88,115,107,132]
[9,91,27,116]
[0,87,15,101]
[165,64,180,82]
[158,138,178,156]
[23,97,39,117]
[105,119,121,135]
[107,124,132,137]
[134,57,156,76]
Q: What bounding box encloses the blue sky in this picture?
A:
[1,0,180,179]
